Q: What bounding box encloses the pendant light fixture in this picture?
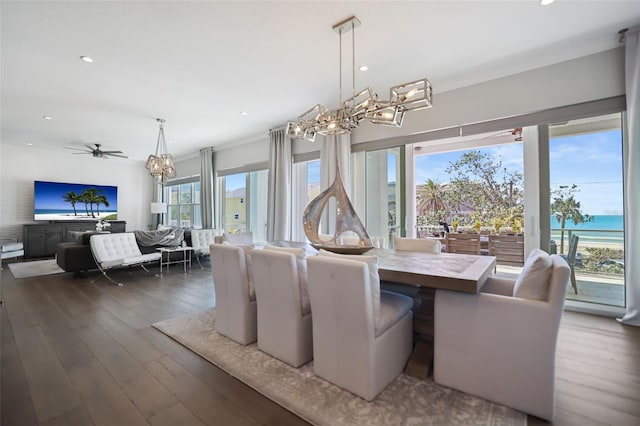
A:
[145,118,176,182]
[286,16,433,142]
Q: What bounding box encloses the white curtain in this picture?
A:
[619,29,640,326]
[319,133,351,234]
[266,128,292,241]
[200,147,216,229]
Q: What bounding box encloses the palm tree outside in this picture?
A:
[550,184,593,254]
[416,178,448,215]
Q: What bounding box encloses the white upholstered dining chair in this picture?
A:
[210,243,257,345]
[394,236,441,254]
[251,246,313,367]
[307,254,413,401]
[434,249,570,421]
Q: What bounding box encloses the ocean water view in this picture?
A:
[550,215,624,246]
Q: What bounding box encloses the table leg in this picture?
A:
[405,287,435,380]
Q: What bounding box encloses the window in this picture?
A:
[413,139,523,238]
[164,179,201,229]
[292,159,320,241]
[365,147,404,248]
[220,169,268,242]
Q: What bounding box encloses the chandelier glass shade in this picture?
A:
[286,16,433,142]
[145,118,176,182]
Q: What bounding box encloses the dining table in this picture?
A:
[270,242,497,378]
[371,248,496,378]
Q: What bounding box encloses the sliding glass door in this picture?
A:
[548,113,625,307]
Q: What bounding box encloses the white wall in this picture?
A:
[0,144,154,240]
[174,48,626,178]
[352,47,625,145]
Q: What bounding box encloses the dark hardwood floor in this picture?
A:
[1,261,639,425]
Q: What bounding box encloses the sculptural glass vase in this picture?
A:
[303,148,373,254]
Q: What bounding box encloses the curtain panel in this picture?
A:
[200,147,216,229]
[619,29,640,326]
[266,129,292,241]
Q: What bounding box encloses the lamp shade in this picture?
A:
[150,202,167,214]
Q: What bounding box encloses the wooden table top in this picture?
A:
[269,241,496,294]
[370,249,496,293]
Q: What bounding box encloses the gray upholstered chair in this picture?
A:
[210,243,257,345]
[251,246,313,367]
[307,254,413,401]
[434,250,570,421]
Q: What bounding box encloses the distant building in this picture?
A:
[225,187,246,231]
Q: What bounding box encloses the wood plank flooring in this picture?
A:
[2,261,639,425]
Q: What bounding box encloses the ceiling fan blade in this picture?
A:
[72,152,92,155]
[101,150,124,154]
[108,153,129,158]
[64,146,90,151]
[85,144,97,151]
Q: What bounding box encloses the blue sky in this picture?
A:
[225,173,246,191]
[414,130,623,216]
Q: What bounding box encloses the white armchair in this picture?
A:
[210,243,257,345]
[89,232,161,286]
[251,246,313,367]
[190,228,221,268]
[307,255,413,401]
[434,252,570,421]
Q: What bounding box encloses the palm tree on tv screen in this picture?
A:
[95,195,110,217]
[62,191,80,216]
[80,187,104,218]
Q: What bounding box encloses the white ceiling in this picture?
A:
[2,1,639,163]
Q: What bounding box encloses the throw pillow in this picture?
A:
[318,249,381,329]
[69,231,85,244]
[264,245,311,314]
[223,242,256,300]
[513,248,553,301]
[223,231,253,245]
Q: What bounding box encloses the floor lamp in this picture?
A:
[151,202,167,229]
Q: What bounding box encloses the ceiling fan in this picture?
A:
[64,143,128,159]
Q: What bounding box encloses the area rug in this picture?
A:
[7,259,65,279]
[153,309,526,426]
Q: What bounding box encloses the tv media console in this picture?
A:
[23,221,126,258]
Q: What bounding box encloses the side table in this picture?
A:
[157,246,194,275]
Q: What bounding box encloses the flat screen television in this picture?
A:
[34,180,118,221]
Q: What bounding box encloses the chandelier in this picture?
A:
[145,118,176,182]
[286,16,432,142]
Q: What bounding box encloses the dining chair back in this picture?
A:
[445,233,481,255]
[488,234,525,266]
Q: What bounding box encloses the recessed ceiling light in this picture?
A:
[43,116,52,120]
[359,65,368,71]
[241,111,248,116]
[27,142,33,146]
[168,140,174,144]
[80,56,94,63]
[540,0,555,5]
